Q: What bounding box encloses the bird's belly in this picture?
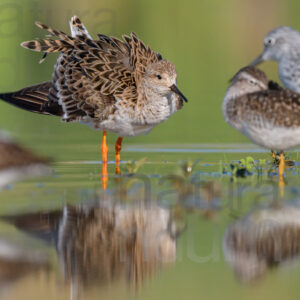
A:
[79,99,176,137]
[81,117,154,137]
[108,122,154,137]
[242,123,300,151]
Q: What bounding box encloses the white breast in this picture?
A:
[83,93,179,137]
[242,122,300,151]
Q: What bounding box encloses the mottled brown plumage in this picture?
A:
[234,86,300,128]
[223,66,300,151]
[16,17,185,125]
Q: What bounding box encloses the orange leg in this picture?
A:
[101,131,108,189]
[278,152,285,181]
[115,137,123,175]
[278,152,285,198]
[101,131,108,163]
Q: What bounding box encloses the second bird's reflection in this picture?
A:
[223,202,300,283]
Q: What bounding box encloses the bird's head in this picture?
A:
[143,60,188,103]
[249,26,300,66]
[228,66,269,96]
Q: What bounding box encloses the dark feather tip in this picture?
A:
[39,52,48,64]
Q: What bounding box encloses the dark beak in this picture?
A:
[249,53,264,67]
[170,84,188,103]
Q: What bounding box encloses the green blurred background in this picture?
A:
[2,3,300,299]
[0,0,298,151]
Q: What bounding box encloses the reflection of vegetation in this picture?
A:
[123,158,147,175]
[159,161,222,220]
[177,160,201,177]
[220,156,267,179]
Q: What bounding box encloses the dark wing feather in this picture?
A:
[0,82,62,116]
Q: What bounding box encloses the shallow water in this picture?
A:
[1,144,300,300]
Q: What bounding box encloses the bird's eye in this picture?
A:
[156,75,162,80]
[249,80,256,85]
[264,38,274,47]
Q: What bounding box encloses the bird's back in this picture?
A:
[237,89,300,128]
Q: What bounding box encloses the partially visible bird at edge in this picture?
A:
[0,16,188,189]
[249,26,300,93]
[0,131,50,187]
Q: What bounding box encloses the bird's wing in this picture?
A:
[21,20,146,121]
[238,89,300,128]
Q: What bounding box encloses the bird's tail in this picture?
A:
[69,15,92,39]
[0,82,63,116]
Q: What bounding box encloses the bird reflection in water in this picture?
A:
[223,203,300,283]
[0,238,49,290]
[2,200,179,295]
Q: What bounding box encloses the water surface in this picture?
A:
[1,145,300,300]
